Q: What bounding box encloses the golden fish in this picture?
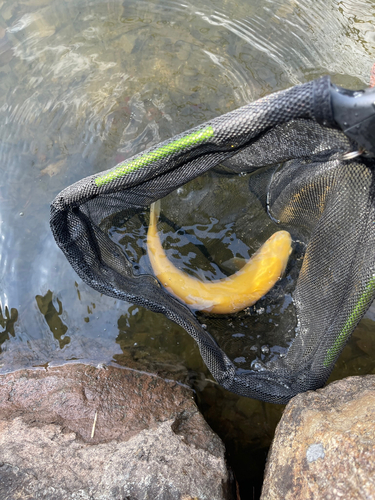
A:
[147,201,292,315]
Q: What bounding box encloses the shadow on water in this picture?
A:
[195,382,285,499]
[35,290,70,350]
[0,0,375,498]
[0,305,18,350]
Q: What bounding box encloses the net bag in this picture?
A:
[50,76,375,404]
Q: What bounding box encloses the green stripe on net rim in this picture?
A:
[324,274,375,367]
[95,125,215,187]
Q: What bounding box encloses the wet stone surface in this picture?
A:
[0,363,237,500]
[261,375,375,500]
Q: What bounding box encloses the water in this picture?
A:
[1,0,375,497]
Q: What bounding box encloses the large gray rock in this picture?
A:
[261,375,375,500]
[0,364,237,500]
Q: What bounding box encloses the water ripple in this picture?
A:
[0,0,374,373]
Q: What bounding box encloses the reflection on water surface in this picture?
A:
[0,0,375,496]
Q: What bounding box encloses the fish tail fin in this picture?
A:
[149,199,161,228]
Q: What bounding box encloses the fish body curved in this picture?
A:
[147,201,292,315]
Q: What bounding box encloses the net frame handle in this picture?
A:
[331,84,375,156]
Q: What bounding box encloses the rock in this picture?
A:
[261,375,375,500]
[0,364,237,500]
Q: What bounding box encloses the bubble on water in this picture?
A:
[261,345,270,354]
[19,212,24,216]
[177,187,184,195]
[251,361,263,371]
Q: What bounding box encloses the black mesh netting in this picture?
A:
[50,76,375,403]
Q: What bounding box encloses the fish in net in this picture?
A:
[50,76,375,403]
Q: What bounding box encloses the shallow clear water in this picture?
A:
[1,0,375,496]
